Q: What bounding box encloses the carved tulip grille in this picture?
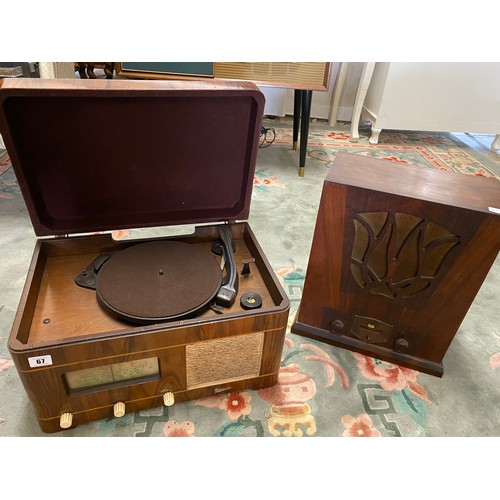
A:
[350,212,460,299]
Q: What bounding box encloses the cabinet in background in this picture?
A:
[352,62,500,150]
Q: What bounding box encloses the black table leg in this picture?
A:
[299,90,312,177]
[293,90,303,151]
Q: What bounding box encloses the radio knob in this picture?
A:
[113,401,126,417]
[394,337,409,352]
[163,392,175,406]
[60,412,73,429]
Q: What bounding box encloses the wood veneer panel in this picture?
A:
[27,232,276,344]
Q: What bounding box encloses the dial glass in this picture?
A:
[64,357,159,394]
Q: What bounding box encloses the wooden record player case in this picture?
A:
[292,153,500,377]
[0,78,290,433]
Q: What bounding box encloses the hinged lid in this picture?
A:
[0,78,265,236]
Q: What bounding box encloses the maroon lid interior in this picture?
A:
[0,80,264,236]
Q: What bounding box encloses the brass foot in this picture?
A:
[299,166,305,177]
[293,141,298,151]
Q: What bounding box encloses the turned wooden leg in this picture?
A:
[87,64,96,79]
[77,63,87,79]
[293,90,302,151]
[299,90,312,177]
[104,63,114,79]
[369,127,382,145]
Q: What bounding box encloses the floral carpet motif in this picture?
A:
[273,125,500,179]
[0,123,499,438]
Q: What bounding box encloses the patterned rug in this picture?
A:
[0,149,10,173]
[269,122,500,179]
[1,122,499,439]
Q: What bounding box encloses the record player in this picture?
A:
[0,78,290,433]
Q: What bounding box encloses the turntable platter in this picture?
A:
[96,241,222,323]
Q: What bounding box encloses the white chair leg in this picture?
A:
[350,62,376,142]
[369,127,382,145]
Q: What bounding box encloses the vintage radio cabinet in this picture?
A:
[292,153,500,376]
[0,78,289,433]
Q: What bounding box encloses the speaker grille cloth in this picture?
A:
[186,332,264,389]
